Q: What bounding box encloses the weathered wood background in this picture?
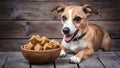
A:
[0,0,120,51]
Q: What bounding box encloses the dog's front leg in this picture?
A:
[69,43,95,63]
[59,45,67,57]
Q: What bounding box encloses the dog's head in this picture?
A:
[51,4,99,42]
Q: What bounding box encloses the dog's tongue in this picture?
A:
[65,34,74,41]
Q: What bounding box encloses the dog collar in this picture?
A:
[73,32,86,41]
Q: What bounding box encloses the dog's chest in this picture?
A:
[62,40,87,53]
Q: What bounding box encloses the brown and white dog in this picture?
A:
[51,4,111,63]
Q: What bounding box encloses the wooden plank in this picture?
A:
[31,62,54,68]
[0,21,119,38]
[0,1,119,21]
[111,39,120,51]
[55,54,78,68]
[115,52,120,56]
[0,2,77,21]
[4,52,29,68]
[0,39,28,52]
[96,52,120,68]
[79,55,104,68]
[0,52,9,68]
[0,21,62,38]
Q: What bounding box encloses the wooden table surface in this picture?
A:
[0,52,120,68]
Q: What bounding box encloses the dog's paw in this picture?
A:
[59,50,67,58]
[69,56,81,63]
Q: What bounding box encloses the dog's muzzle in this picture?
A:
[62,27,70,34]
[62,28,79,43]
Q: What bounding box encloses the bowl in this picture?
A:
[21,45,61,64]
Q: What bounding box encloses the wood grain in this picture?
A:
[0,21,119,38]
[55,54,78,68]
[4,52,29,68]
[0,21,62,38]
[31,62,54,68]
[115,52,120,57]
[79,55,104,68]
[96,52,120,68]
[0,52,8,68]
[0,1,119,21]
[110,39,120,51]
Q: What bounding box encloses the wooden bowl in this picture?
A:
[21,45,61,64]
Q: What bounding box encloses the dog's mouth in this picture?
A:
[64,29,79,43]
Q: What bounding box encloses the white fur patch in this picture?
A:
[62,9,76,34]
[68,9,72,20]
[60,50,66,57]
[69,56,81,63]
[61,39,87,53]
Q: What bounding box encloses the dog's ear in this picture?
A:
[82,4,99,17]
[51,4,66,15]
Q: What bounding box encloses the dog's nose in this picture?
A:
[62,27,70,34]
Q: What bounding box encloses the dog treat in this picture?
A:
[43,43,52,50]
[23,35,60,51]
[34,44,43,51]
[23,44,30,50]
[49,40,60,48]
[40,36,50,46]
[23,42,34,50]
[29,35,41,45]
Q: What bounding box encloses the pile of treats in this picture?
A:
[23,35,60,51]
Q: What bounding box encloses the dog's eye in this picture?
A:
[73,16,81,22]
[62,16,67,21]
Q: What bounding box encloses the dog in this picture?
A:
[51,4,111,63]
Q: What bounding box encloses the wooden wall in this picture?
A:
[0,0,120,51]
